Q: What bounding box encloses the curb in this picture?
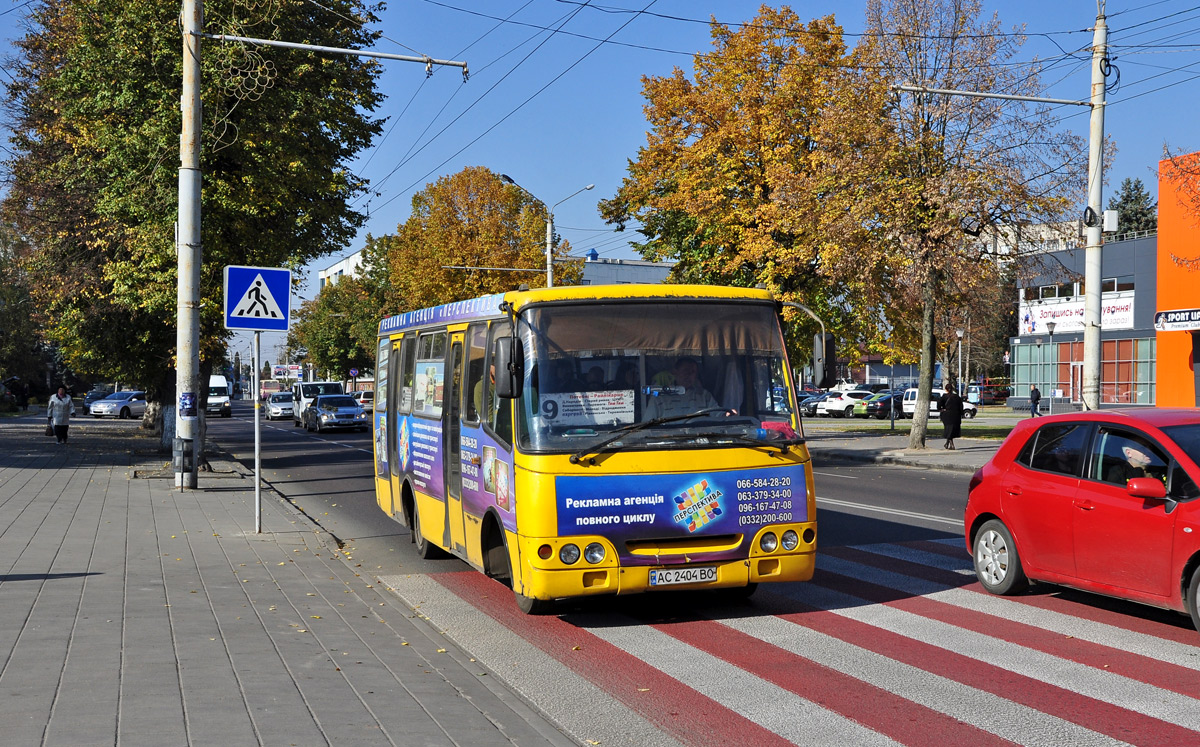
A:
[811,448,982,474]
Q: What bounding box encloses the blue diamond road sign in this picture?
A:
[224,266,291,332]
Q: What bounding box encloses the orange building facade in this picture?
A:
[1156,154,1200,407]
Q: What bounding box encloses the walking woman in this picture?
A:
[47,386,76,444]
[938,383,964,451]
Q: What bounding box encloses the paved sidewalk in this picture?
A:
[802,425,1002,474]
[0,414,574,747]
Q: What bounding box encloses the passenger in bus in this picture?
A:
[546,359,582,392]
[646,357,719,419]
[584,366,606,391]
[473,364,495,422]
[613,362,638,391]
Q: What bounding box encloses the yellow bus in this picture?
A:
[372,284,818,613]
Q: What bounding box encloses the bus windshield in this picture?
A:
[517,301,794,453]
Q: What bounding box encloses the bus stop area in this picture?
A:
[0,413,572,747]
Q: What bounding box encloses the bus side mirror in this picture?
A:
[813,333,835,389]
[493,338,524,399]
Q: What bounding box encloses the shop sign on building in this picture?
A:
[1018,297,1134,334]
[1153,308,1200,331]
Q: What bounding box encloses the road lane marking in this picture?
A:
[816,496,960,529]
[813,471,858,479]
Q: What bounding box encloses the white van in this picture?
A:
[292,380,345,427]
[901,388,977,419]
[207,375,232,418]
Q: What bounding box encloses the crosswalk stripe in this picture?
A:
[378,540,1200,747]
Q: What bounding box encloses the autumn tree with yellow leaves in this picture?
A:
[600,7,895,355]
[366,166,581,316]
[864,0,1084,447]
[603,2,1084,447]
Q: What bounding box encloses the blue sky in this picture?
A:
[5,1,1200,362]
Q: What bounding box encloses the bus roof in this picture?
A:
[377,285,776,337]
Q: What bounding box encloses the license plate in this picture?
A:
[649,566,717,587]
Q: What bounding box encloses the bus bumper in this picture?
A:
[516,548,815,601]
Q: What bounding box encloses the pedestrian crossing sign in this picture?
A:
[224,266,291,331]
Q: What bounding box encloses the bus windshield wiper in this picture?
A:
[568,408,728,465]
[657,431,801,455]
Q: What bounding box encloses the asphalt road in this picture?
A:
[202,400,1200,747]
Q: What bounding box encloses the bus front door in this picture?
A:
[443,336,467,553]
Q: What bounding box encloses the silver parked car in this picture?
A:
[303,394,368,433]
[266,392,294,421]
[90,390,147,419]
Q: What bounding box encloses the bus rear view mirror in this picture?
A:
[494,337,524,399]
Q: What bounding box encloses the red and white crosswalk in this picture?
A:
[381,539,1200,747]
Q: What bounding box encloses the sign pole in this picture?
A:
[254,330,262,533]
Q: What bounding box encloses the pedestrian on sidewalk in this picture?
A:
[1029,385,1042,417]
[47,385,76,444]
[938,383,964,450]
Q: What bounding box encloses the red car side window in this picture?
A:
[1019,423,1089,477]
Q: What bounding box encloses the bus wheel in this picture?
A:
[514,589,553,615]
[411,501,441,560]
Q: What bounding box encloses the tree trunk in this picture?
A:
[908,271,939,450]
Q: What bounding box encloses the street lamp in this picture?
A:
[500,174,594,287]
[1046,321,1056,414]
[955,328,964,396]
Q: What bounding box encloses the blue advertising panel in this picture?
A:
[459,424,516,532]
[556,465,808,562]
[379,293,504,335]
[224,266,291,332]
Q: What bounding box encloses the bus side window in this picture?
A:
[465,324,488,424]
[487,323,513,447]
[398,337,416,413]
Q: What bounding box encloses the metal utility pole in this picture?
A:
[1082,9,1108,411]
[176,0,466,489]
[176,0,202,489]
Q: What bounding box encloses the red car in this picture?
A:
[964,408,1200,631]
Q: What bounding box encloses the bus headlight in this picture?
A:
[584,543,605,564]
[759,532,778,553]
[781,530,799,551]
[559,544,581,564]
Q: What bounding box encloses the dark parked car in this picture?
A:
[303,394,368,433]
[800,392,830,418]
[84,388,114,409]
[858,392,902,419]
[964,408,1200,632]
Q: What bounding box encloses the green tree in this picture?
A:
[289,275,376,381]
[3,0,383,434]
[0,224,43,397]
[370,166,581,315]
[1106,177,1157,234]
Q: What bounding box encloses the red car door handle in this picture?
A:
[1005,487,1022,496]
[1075,500,1095,511]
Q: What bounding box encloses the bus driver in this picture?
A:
[646,357,720,419]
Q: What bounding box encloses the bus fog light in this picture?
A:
[559,544,581,564]
[537,544,553,560]
[584,543,605,564]
[759,532,778,553]
[781,530,799,551]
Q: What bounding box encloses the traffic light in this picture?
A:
[813,333,835,389]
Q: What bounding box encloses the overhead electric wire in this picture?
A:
[356,2,587,206]
[372,0,660,214]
